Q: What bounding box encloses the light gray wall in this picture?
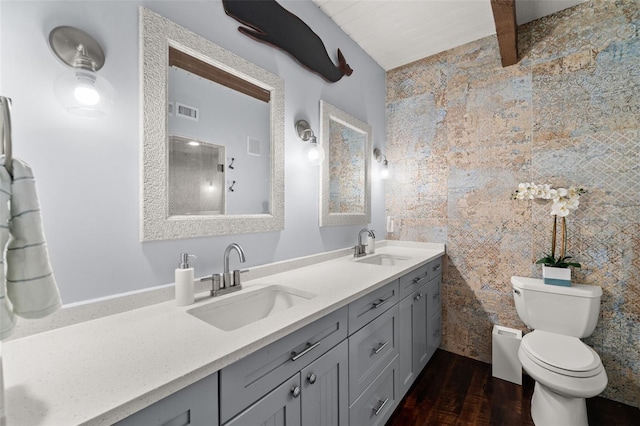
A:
[0,0,386,304]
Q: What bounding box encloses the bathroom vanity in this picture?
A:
[3,241,444,425]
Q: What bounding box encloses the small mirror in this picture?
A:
[319,101,371,226]
[140,8,284,241]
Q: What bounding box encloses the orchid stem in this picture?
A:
[551,215,557,260]
[561,216,566,260]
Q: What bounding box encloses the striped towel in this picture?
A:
[1,156,61,339]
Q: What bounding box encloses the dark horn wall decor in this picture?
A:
[222,0,354,83]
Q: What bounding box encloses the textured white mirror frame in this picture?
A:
[140,7,284,241]
[319,100,372,227]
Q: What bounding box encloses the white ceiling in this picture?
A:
[313,0,588,70]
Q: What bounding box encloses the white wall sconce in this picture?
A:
[374,148,392,180]
[48,26,114,118]
[295,119,325,165]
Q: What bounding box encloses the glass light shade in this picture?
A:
[54,69,114,118]
[380,161,392,180]
[302,140,325,165]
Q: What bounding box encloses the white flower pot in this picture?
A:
[542,265,571,287]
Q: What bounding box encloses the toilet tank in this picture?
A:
[511,276,602,338]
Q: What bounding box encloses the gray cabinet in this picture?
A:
[398,256,442,299]
[348,305,399,403]
[225,374,301,426]
[348,280,399,334]
[115,373,218,426]
[220,306,348,424]
[398,283,429,395]
[349,356,400,426]
[301,340,349,426]
[225,340,349,426]
[397,259,443,395]
[426,274,442,360]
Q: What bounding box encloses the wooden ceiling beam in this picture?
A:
[491,0,518,67]
[169,46,270,103]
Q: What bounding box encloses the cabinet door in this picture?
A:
[426,275,442,361]
[300,340,349,426]
[224,374,301,426]
[427,308,442,361]
[115,373,218,426]
[398,283,429,395]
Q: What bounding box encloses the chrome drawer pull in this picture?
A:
[290,341,321,362]
[373,398,389,416]
[412,273,427,284]
[371,296,391,309]
[291,386,301,398]
[372,341,389,355]
[432,263,441,271]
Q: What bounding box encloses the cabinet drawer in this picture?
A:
[348,280,399,334]
[426,274,442,315]
[348,305,399,403]
[349,355,399,426]
[399,257,443,299]
[115,373,218,426]
[427,308,442,361]
[220,306,348,424]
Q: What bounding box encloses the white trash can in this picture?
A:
[492,325,522,385]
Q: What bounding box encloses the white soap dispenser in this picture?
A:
[367,230,376,254]
[175,253,196,306]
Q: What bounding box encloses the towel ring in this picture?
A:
[0,96,13,178]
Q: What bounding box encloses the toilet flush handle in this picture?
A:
[514,288,521,296]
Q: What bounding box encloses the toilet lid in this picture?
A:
[522,330,602,378]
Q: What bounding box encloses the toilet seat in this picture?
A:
[521,330,603,378]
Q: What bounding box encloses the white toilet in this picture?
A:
[511,276,608,426]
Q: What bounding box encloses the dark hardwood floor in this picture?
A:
[386,350,640,426]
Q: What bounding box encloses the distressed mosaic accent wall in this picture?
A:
[385,0,639,407]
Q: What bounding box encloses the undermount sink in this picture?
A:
[187,285,316,331]
[355,253,411,266]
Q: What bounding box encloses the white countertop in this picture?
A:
[3,242,444,425]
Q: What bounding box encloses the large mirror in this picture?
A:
[140,7,284,241]
[319,101,371,227]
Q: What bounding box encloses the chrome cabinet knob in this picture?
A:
[291,386,301,398]
[307,373,317,385]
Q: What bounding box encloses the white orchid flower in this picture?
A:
[539,184,552,199]
[566,197,580,210]
[551,200,570,217]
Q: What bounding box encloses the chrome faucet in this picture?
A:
[201,243,247,297]
[354,228,375,257]
[224,243,246,288]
